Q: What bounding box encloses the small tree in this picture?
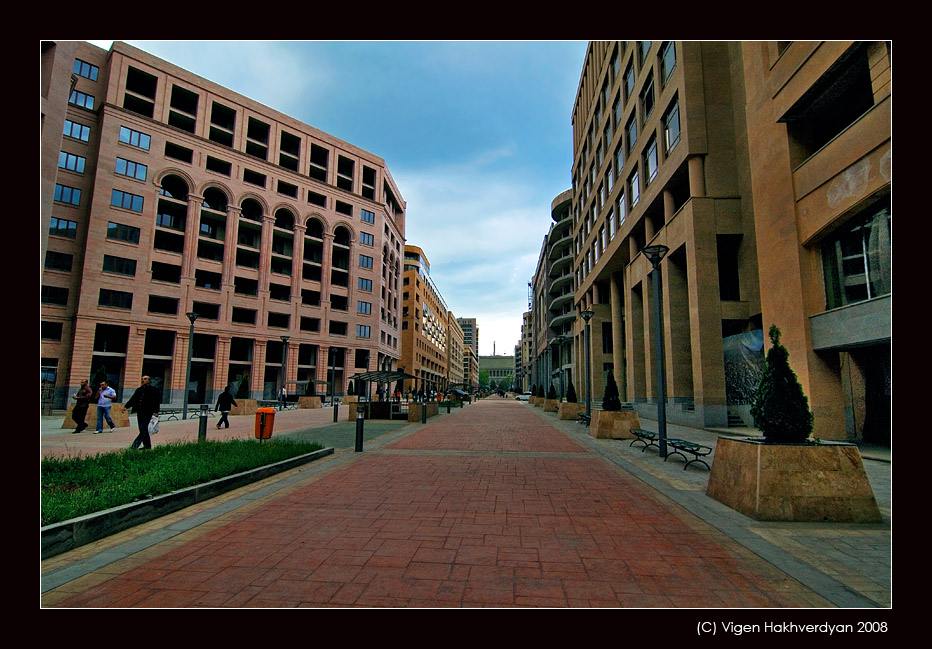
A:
[306,380,316,396]
[602,371,621,411]
[530,384,537,398]
[347,381,356,395]
[547,384,557,400]
[751,325,813,443]
[565,379,578,403]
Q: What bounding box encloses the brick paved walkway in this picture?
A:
[45,399,828,608]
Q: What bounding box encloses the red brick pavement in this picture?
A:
[48,399,822,608]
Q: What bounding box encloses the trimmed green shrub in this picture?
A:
[565,379,578,403]
[602,371,621,411]
[547,384,557,400]
[750,325,813,443]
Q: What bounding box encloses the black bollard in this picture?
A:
[422,402,427,424]
[333,399,338,423]
[198,404,208,442]
[447,401,451,413]
[355,411,364,452]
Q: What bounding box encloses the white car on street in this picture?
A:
[515,392,532,401]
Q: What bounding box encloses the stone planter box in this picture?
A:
[298,396,322,409]
[231,399,259,416]
[543,399,559,412]
[532,397,544,407]
[62,402,130,429]
[590,410,640,439]
[342,395,358,404]
[706,437,882,522]
[408,402,439,422]
[558,402,585,420]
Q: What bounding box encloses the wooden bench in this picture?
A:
[664,438,713,470]
[630,428,658,451]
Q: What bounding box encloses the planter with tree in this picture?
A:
[707,326,881,522]
[231,373,259,415]
[558,378,585,420]
[544,384,559,412]
[590,371,639,439]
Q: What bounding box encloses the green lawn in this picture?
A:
[41,438,323,526]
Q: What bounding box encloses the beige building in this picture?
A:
[400,245,452,394]
[479,355,514,390]
[563,41,890,441]
[41,40,406,406]
[446,311,465,389]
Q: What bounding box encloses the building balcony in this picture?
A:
[549,311,576,330]
[548,233,572,259]
[548,292,573,312]
[549,252,572,277]
[549,272,572,293]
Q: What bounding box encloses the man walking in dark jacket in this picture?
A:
[215,386,238,429]
[125,375,161,449]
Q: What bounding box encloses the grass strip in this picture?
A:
[41,438,323,526]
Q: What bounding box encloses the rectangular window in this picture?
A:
[361,209,375,224]
[192,301,220,320]
[628,169,640,208]
[106,221,140,244]
[644,136,658,184]
[359,254,373,269]
[231,307,257,325]
[607,208,616,240]
[54,184,81,206]
[299,317,321,332]
[640,74,655,122]
[151,261,181,283]
[44,250,73,272]
[243,169,266,187]
[308,191,327,208]
[337,155,354,191]
[41,321,64,340]
[111,189,144,212]
[164,142,193,164]
[267,312,290,328]
[309,144,329,182]
[623,63,635,102]
[277,180,298,198]
[618,193,626,227]
[115,157,147,181]
[660,42,676,83]
[99,288,133,309]
[663,99,681,153]
[58,151,85,173]
[822,203,891,309]
[119,126,151,150]
[148,295,179,315]
[360,232,374,246]
[49,217,77,239]
[358,277,372,291]
[64,119,90,142]
[206,156,232,176]
[69,90,94,110]
[356,324,371,338]
[41,285,69,306]
[103,254,137,276]
[626,116,637,154]
[329,320,348,336]
[73,58,99,81]
[357,301,372,314]
[209,101,236,147]
[336,201,353,216]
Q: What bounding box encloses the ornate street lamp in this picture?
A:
[643,244,670,457]
[579,310,594,419]
[182,311,199,420]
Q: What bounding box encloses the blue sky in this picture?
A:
[91,40,588,356]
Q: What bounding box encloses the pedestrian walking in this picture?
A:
[71,379,93,433]
[125,375,161,449]
[215,386,237,429]
[93,380,117,434]
[280,385,288,410]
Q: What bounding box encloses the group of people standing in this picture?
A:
[70,375,161,450]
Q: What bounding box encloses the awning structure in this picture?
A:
[348,370,418,383]
[284,379,329,386]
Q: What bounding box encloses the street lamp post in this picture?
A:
[330,347,339,423]
[643,244,670,457]
[182,312,199,420]
[279,335,290,410]
[580,310,594,419]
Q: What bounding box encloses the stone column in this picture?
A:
[259,214,275,295]
[215,336,231,392]
[222,205,240,289]
[610,272,626,400]
[688,155,706,198]
[182,194,204,281]
[253,340,267,399]
[321,233,334,303]
[292,222,306,309]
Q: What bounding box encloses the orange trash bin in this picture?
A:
[255,407,276,439]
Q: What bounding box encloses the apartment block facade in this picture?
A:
[561,40,890,441]
[401,245,456,394]
[41,41,406,406]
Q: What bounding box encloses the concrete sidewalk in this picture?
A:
[40,397,890,608]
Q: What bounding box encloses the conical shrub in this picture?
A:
[602,371,621,411]
[547,384,557,400]
[750,325,813,443]
[565,379,578,403]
